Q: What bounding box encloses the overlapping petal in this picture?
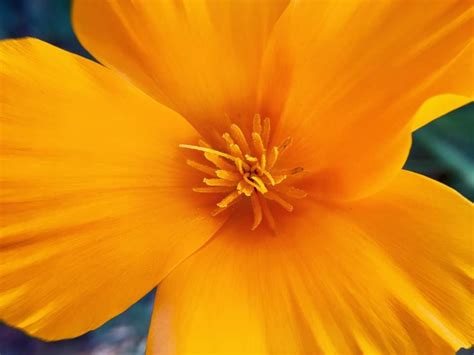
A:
[258,0,473,200]
[1,1,471,352]
[147,171,472,354]
[0,38,225,340]
[72,0,289,136]
[410,38,473,130]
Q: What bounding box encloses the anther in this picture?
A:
[262,117,271,147]
[180,116,307,231]
[204,152,235,171]
[264,191,294,212]
[222,132,234,146]
[266,146,279,170]
[216,169,241,181]
[193,186,235,194]
[274,185,308,199]
[229,143,244,160]
[203,178,236,187]
[235,158,245,174]
[243,174,268,193]
[279,137,292,153]
[262,170,276,186]
[244,154,258,163]
[237,180,254,196]
[230,124,251,154]
[186,159,216,176]
[253,114,262,135]
[252,132,265,156]
[179,144,236,162]
[217,190,242,208]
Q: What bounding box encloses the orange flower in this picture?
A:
[1,1,473,353]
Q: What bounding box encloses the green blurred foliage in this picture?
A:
[407,103,474,200]
[0,0,88,57]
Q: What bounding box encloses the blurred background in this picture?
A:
[0,0,472,354]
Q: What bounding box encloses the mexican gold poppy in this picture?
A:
[1,0,473,353]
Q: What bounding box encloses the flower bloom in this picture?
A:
[1,0,473,353]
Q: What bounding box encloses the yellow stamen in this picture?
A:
[216,169,241,181]
[203,178,236,187]
[204,152,235,171]
[262,170,276,186]
[266,146,279,170]
[279,137,293,153]
[222,132,234,147]
[261,153,267,170]
[272,174,288,185]
[237,180,254,197]
[212,193,243,216]
[264,191,294,212]
[252,132,265,157]
[251,176,268,192]
[217,190,242,208]
[230,124,251,154]
[244,175,268,194]
[186,159,216,176]
[235,158,245,174]
[253,113,262,135]
[245,154,258,163]
[262,117,271,147]
[230,143,245,160]
[180,144,236,162]
[193,186,235,193]
[274,185,308,199]
[181,116,307,230]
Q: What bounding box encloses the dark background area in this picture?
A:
[0,0,472,354]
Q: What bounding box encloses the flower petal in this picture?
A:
[342,170,473,350]
[147,171,472,354]
[411,40,473,130]
[411,94,473,132]
[0,39,225,340]
[258,0,473,200]
[72,0,289,136]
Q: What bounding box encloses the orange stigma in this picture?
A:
[180,114,307,231]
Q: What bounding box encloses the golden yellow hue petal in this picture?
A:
[258,0,473,200]
[342,170,473,350]
[411,94,472,131]
[147,171,472,354]
[72,0,289,137]
[0,38,225,340]
[412,40,473,130]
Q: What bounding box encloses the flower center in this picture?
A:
[180,114,307,231]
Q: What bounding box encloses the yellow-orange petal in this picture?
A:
[72,0,289,137]
[0,38,225,340]
[411,39,473,130]
[411,94,473,131]
[258,0,473,200]
[147,171,472,354]
[341,170,473,351]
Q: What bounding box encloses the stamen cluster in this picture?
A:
[180,114,307,231]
